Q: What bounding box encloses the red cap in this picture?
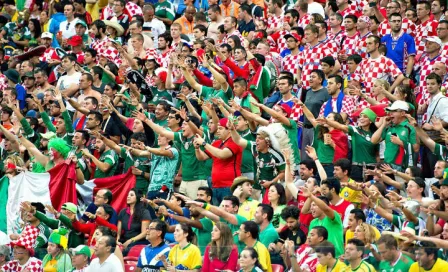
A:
[67,35,83,47]
[284,33,302,43]
[280,103,292,116]
[219,118,228,128]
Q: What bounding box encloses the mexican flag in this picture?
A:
[0,162,136,234]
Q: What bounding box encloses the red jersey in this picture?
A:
[329,198,354,224]
[295,244,318,272]
[415,53,448,105]
[205,138,243,188]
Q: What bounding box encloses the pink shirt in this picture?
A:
[202,245,239,272]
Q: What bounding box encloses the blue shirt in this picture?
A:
[381,33,416,73]
[137,242,171,270]
[15,84,26,110]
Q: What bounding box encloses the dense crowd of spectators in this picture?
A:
[1,0,448,271]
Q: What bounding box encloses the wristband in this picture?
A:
[204,203,211,211]
[201,142,207,147]
[140,171,145,177]
[369,2,377,7]
[314,158,319,162]
[76,166,80,170]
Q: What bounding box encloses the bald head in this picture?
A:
[432,61,447,77]
[185,5,195,21]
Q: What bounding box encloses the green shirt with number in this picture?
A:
[120,147,151,192]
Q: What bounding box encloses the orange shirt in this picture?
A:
[174,16,194,34]
[220,1,240,18]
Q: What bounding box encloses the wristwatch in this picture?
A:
[201,141,207,147]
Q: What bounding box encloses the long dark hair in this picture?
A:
[269,183,287,205]
[29,18,42,39]
[178,223,197,244]
[317,112,344,140]
[395,85,417,111]
[209,222,234,261]
[128,188,147,222]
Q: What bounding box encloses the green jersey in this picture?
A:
[150,87,173,104]
[313,125,335,164]
[433,143,448,161]
[94,149,118,178]
[381,120,416,168]
[155,1,175,21]
[75,150,91,180]
[283,119,300,164]
[120,147,151,192]
[194,217,213,255]
[240,129,256,174]
[245,141,285,189]
[379,252,414,272]
[348,126,378,164]
[309,212,344,257]
[173,132,207,181]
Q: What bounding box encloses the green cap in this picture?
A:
[69,245,91,258]
[49,228,68,249]
[61,202,77,213]
[360,108,377,122]
[21,71,35,81]
[75,20,87,28]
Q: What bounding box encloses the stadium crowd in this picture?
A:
[1,0,448,271]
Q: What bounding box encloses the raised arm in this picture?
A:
[228,122,249,149]
[371,118,387,144]
[193,133,233,159]
[18,133,49,166]
[301,187,335,219]
[135,112,175,140]
[254,101,289,126]
[298,100,318,128]
[187,201,239,225]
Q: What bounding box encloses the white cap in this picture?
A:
[386,100,409,112]
[41,32,53,39]
[424,36,442,47]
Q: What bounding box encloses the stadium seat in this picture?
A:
[123,244,146,262]
[125,263,137,272]
[271,264,284,272]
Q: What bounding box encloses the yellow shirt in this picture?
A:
[168,243,202,270]
[345,227,381,245]
[86,2,100,21]
[316,260,348,272]
[409,259,448,271]
[253,241,272,272]
[238,198,259,221]
[43,259,57,272]
[340,179,363,205]
[343,260,376,272]
[173,16,194,35]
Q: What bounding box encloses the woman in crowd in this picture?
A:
[238,247,264,272]
[353,223,381,269]
[42,229,72,271]
[317,107,379,181]
[117,188,151,255]
[202,222,239,271]
[163,223,202,271]
[28,18,42,48]
[268,183,287,232]
[228,35,242,50]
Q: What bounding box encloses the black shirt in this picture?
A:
[278,227,307,247]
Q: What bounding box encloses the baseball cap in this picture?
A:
[21,71,35,81]
[61,202,77,213]
[358,15,371,25]
[280,103,292,116]
[75,20,87,28]
[41,32,53,39]
[386,100,409,112]
[424,36,442,47]
[284,33,302,43]
[67,36,83,47]
[26,110,37,118]
[69,245,91,258]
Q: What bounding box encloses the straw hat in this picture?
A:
[104,17,125,36]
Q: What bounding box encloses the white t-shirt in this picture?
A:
[60,18,81,39]
[57,72,82,112]
[0,230,9,245]
[143,19,166,48]
[86,254,124,272]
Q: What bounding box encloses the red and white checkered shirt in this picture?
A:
[125,2,143,18]
[441,42,448,57]
[98,47,122,66]
[270,30,289,54]
[156,49,172,68]
[415,53,448,105]
[222,29,245,45]
[299,42,337,88]
[321,37,340,57]
[339,5,358,19]
[281,52,301,77]
[415,19,439,55]
[91,36,112,53]
[340,32,359,76]
[355,96,390,112]
[295,244,319,272]
[298,13,312,29]
[1,258,42,272]
[101,5,114,20]
[267,14,283,32]
[378,18,416,37]
[327,30,345,48]
[355,31,372,59]
[0,74,7,91]
[39,47,59,62]
[319,95,356,117]
[355,55,403,94]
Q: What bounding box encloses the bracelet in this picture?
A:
[76,166,80,170]
[140,171,145,177]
